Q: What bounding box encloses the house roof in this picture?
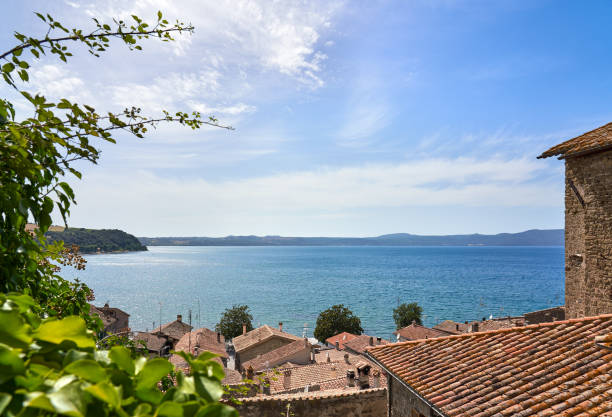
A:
[242,338,311,371]
[263,359,383,394]
[538,122,612,159]
[367,314,612,417]
[155,319,193,341]
[174,327,228,359]
[394,322,453,340]
[343,335,389,354]
[233,325,301,353]
[314,349,362,364]
[89,304,116,329]
[325,332,358,349]
[134,331,168,352]
[433,317,525,335]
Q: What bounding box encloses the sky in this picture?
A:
[3,0,612,237]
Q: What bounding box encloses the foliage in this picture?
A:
[215,305,253,340]
[0,11,229,319]
[46,228,147,254]
[393,302,423,329]
[0,293,238,417]
[313,304,363,342]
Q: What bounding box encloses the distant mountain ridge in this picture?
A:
[138,229,564,247]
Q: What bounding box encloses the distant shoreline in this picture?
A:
[138,229,564,247]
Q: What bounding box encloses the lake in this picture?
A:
[68,246,565,341]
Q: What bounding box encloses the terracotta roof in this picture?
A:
[174,327,228,358]
[263,359,383,394]
[242,338,311,371]
[222,368,243,385]
[233,325,301,353]
[433,317,525,335]
[367,314,612,417]
[343,335,389,354]
[314,349,362,364]
[394,323,453,341]
[155,319,192,341]
[236,387,386,402]
[134,331,168,352]
[325,332,358,349]
[539,122,612,159]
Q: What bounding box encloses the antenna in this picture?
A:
[197,298,201,329]
[188,309,192,354]
[159,302,162,334]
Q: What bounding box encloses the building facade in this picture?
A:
[539,123,612,318]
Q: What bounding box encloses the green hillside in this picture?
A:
[46,228,147,253]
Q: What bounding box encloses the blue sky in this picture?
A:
[4,0,612,236]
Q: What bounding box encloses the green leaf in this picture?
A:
[193,375,223,403]
[109,346,134,375]
[134,403,153,416]
[85,381,121,409]
[0,344,26,383]
[2,63,14,73]
[195,404,238,417]
[65,359,107,383]
[34,316,94,349]
[0,393,11,415]
[136,358,173,388]
[47,380,88,417]
[155,401,183,417]
[0,310,32,349]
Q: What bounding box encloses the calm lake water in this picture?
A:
[67,246,565,341]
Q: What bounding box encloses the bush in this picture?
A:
[0,293,237,417]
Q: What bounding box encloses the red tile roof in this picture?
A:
[343,335,389,354]
[367,314,612,417]
[155,319,192,341]
[325,332,358,349]
[539,122,612,159]
[242,338,311,371]
[394,323,453,341]
[233,325,301,353]
[174,327,227,359]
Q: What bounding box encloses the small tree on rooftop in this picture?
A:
[313,304,363,343]
[215,304,254,339]
[393,302,423,329]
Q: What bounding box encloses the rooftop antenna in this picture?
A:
[188,309,192,354]
[159,302,162,334]
[197,298,201,329]
[302,322,309,338]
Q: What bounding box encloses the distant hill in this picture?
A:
[46,228,147,253]
[139,229,564,247]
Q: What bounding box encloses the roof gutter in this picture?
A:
[365,352,448,417]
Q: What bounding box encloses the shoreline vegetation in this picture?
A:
[46,227,147,254]
[138,228,563,247]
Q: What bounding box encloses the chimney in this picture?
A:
[246,366,254,381]
[357,363,371,389]
[278,322,283,332]
[368,336,374,346]
[471,323,479,333]
[482,317,486,322]
[331,365,337,379]
[177,314,182,322]
[455,324,459,331]
[344,353,350,364]
[326,352,331,362]
[216,332,221,343]
[335,341,340,350]
[242,324,247,336]
[376,337,382,344]
[346,370,355,387]
[263,378,271,395]
[283,370,292,390]
[372,370,380,388]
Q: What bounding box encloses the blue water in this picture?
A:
[66,246,564,341]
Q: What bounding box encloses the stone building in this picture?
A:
[539,123,612,318]
[153,314,193,346]
[233,324,302,370]
[367,314,612,416]
[89,303,130,336]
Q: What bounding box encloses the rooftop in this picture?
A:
[394,322,453,341]
[242,338,311,371]
[174,327,227,358]
[343,334,389,354]
[133,331,168,352]
[325,331,358,349]
[233,325,302,353]
[367,314,612,417]
[539,121,612,159]
[154,315,193,341]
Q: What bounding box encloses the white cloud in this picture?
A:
[66,157,561,235]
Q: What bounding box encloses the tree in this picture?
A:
[393,302,423,329]
[0,11,229,320]
[313,304,363,342]
[216,304,254,339]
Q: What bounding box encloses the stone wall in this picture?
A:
[565,149,612,318]
[523,306,565,324]
[233,388,387,417]
[389,377,437,417]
